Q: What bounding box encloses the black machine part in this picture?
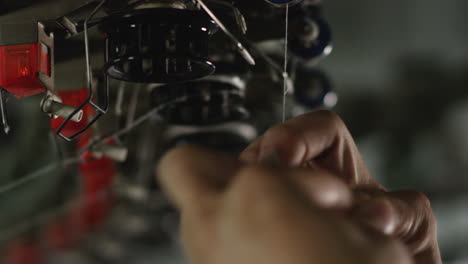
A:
[100,8,219,84]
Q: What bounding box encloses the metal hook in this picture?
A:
[193,0,256,66]
[55,0,110,141]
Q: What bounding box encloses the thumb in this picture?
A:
[353,190,441,263]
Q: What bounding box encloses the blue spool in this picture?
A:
[289,17,332,60]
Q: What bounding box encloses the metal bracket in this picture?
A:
[55,0,110,141]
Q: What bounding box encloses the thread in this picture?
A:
[282,5,290,123]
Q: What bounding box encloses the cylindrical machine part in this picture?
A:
[42,98,84,123]
[100,8,218,83]
[93,144,129,162]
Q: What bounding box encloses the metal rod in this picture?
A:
[55,0,109,141]
[195,0,256,65]
[115,81,126,117]
[126,85,141,129]
[0,89,10,134]
[42,98,84,122]
[206,0,248,34]
[84,1,107,98]
[282,5,290,123]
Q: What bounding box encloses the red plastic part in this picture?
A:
[0,43,50,98]
[75,133,117,230]
[79,156,116,230]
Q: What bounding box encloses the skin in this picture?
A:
[157,110,441,264]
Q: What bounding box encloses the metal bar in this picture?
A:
[194,0,256,65]
[0,89,10,134]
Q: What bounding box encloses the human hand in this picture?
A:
[157,146,412,264]
[240,110,441,264]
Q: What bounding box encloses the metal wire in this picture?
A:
[0,158,82,195]
[55,0,110,141]
[0,88,10,134]
[282,5,290,123]
[77,93,211,156]
[0,99,187,240]
[205,0,248,34]
[0,187,111,243]
[0,102,166,197]
[194,0,255,65]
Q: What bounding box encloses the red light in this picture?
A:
[0,43,50,98]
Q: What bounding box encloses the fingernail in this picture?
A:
[258,147,282,166]
[354,200,396,235]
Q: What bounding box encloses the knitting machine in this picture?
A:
[0,0,334,262]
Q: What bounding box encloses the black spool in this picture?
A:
[294,67,335,109]
[151,79,249,126]
[100,8,218,83]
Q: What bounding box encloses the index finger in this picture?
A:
[240,110,379,188]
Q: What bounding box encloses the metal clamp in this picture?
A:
[55,0,109,141]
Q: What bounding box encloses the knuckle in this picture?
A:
[398,191,438,252]
[264,124,302,144]
[412,191,432,209]
[414,191,438,232]
[409,191,437,225]
[262,125,306,161]
[314,110,344,127]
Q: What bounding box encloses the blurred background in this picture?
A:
[0,0,468,263]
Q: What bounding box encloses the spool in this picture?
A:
[289,16,332,60]
[294,68,336,109]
